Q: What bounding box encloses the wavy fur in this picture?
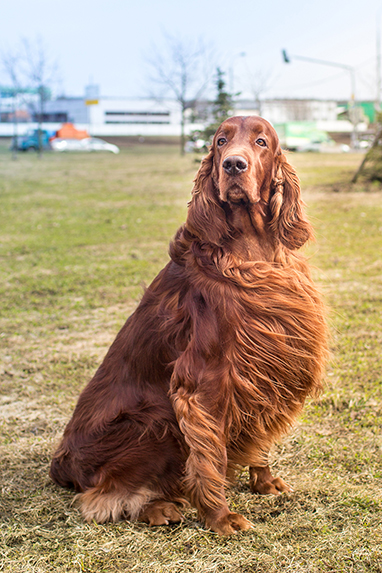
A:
[50,116,328,535]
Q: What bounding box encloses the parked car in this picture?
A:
[11,129,52,151]
[51,137,120,154]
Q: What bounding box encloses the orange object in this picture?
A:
[54,123,89,140]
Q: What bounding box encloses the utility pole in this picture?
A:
[376,20,381,112]
[12,90,18,160]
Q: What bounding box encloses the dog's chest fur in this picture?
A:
[191,262,326,438]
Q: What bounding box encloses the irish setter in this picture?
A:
[50,116,328,535]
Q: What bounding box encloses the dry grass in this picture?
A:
[1,145,381,572]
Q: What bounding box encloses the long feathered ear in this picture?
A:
[186,147,229,246]
[269,152,313,250]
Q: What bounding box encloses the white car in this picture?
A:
[51,137,120,154]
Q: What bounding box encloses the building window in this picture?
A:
[32,112,68,123]
[104,111,171,124]
[105,120,170,124]
[105,111,170,117]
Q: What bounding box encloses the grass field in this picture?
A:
[1,143,381,572]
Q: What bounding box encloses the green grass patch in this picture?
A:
[1,147,381,572]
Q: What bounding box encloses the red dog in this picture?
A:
[50,116,327,535]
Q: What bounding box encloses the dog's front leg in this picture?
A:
[170,357,252,535]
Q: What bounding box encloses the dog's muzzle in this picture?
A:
[222,155,248,176]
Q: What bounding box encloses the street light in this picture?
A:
[282,49,357,147]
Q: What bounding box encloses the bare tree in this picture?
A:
[19,37,59,156]
[145,33,215,154]
[244,66,277,116]
[2,37,59,156]
[2,49,23,160]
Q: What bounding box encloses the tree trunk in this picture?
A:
[352,125,382,183]
[180,107,185,156]
[37,87,43,158]
[12,95,18,161]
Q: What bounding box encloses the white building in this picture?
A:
[0,95,206,137]
[0,91,369,138]
[86,98,191,137]
[234,98,367,135]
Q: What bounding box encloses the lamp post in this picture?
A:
[376,22,381,111]
[282,50,357,148]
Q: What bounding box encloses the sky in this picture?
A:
[1,0,382,103]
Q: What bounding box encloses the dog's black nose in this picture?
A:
[222,155,248,175]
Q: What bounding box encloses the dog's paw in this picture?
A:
[249,465,293,496]
[139,501,183,526]
[250,475,293,495]
[206,512,253,536]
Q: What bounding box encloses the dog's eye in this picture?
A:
[256,138,267,147]
[217,137,227,147]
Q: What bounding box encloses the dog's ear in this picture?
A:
[269,152,313,250]
[186,147,229,246]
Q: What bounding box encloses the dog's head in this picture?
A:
[212,115,278,206]
[187,116,313,250]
